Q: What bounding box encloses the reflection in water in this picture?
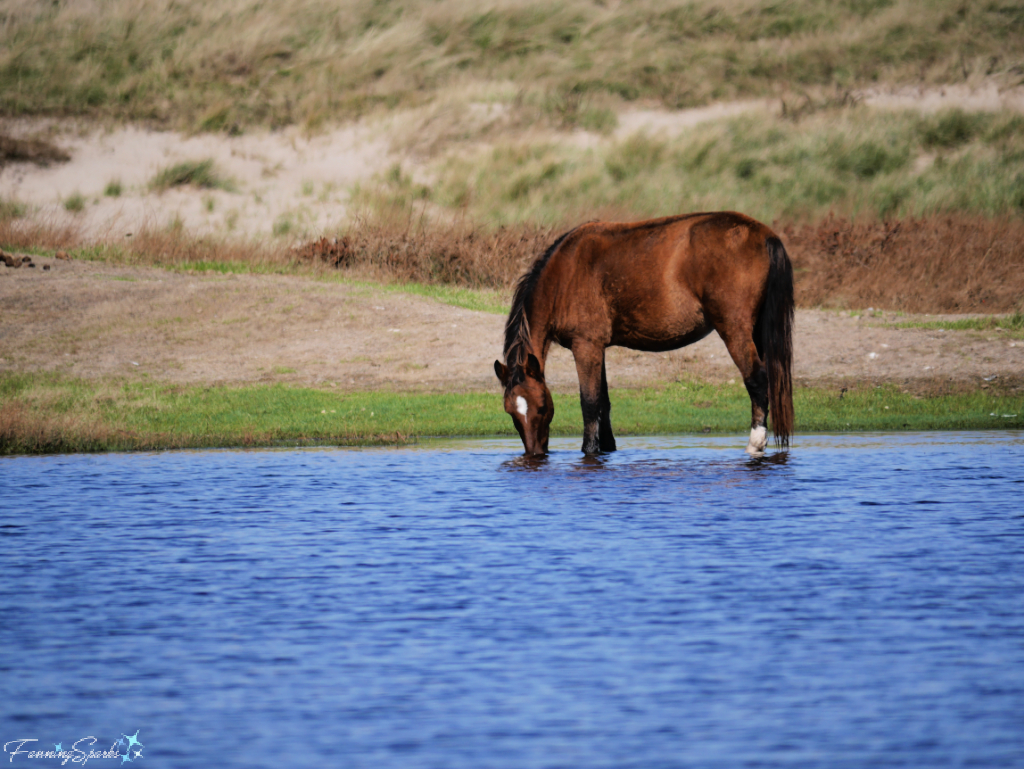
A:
[574,453,610,470]
[499,453,551,472]
[504,445,790,483]
[746,450,791,468]
[2,433,1023,769]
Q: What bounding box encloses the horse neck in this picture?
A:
[507,237,564,370]
[525,280,556,366]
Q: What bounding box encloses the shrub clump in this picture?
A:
[150,159,233,192]
[919,108,984,149]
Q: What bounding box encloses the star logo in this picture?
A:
[115,731,144,762]
[54,744,62,753]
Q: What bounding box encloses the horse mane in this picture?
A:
[503,228,575,373]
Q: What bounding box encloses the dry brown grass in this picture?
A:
[118,227,278,269]
[295,217,556,289]
[0,214,282,270]
[0,215,79,251]
[5,209,1023,314]
[783,215,1024,314]
[297,213,1024,314]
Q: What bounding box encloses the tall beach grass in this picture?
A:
[398,107,1024,227]
[1,0,1021,131]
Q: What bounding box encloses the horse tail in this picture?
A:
[760,236,795,447]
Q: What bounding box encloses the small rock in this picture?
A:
[43,265,50,271]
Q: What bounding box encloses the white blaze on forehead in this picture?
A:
[516,396,528,416]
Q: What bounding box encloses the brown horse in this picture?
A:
[494,211,794,456]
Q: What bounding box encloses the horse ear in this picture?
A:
[525,353,543,380]
[494,360,509,386]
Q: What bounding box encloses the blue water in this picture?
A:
[2,433,1023,768]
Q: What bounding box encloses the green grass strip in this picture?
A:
[2,374,1021,455]
[375,281,508,315]
[888,313,1024,338]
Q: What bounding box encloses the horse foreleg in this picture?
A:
[598,358,617,452]
[573,343,609,455]
[722,334,769,455]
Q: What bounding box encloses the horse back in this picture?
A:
[548,212,776,350]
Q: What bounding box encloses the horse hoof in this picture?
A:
[746,426,767,455]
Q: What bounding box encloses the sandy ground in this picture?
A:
[0,121,389,239]
[2,257,1021,395]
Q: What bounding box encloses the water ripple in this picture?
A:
[1,432,1023,768]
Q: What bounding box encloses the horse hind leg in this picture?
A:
[744,366,770,455]
[721,332,769,455]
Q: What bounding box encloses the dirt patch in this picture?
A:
[2,258,1021,396]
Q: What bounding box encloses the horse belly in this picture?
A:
[609,299,711,352]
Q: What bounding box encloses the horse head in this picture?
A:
[494,352,554,456]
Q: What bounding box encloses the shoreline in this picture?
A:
[2,374,1021,456]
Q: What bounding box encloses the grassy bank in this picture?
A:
[2,0,1020,132]
[2,373,1020,455]
[357,107,1024,226]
